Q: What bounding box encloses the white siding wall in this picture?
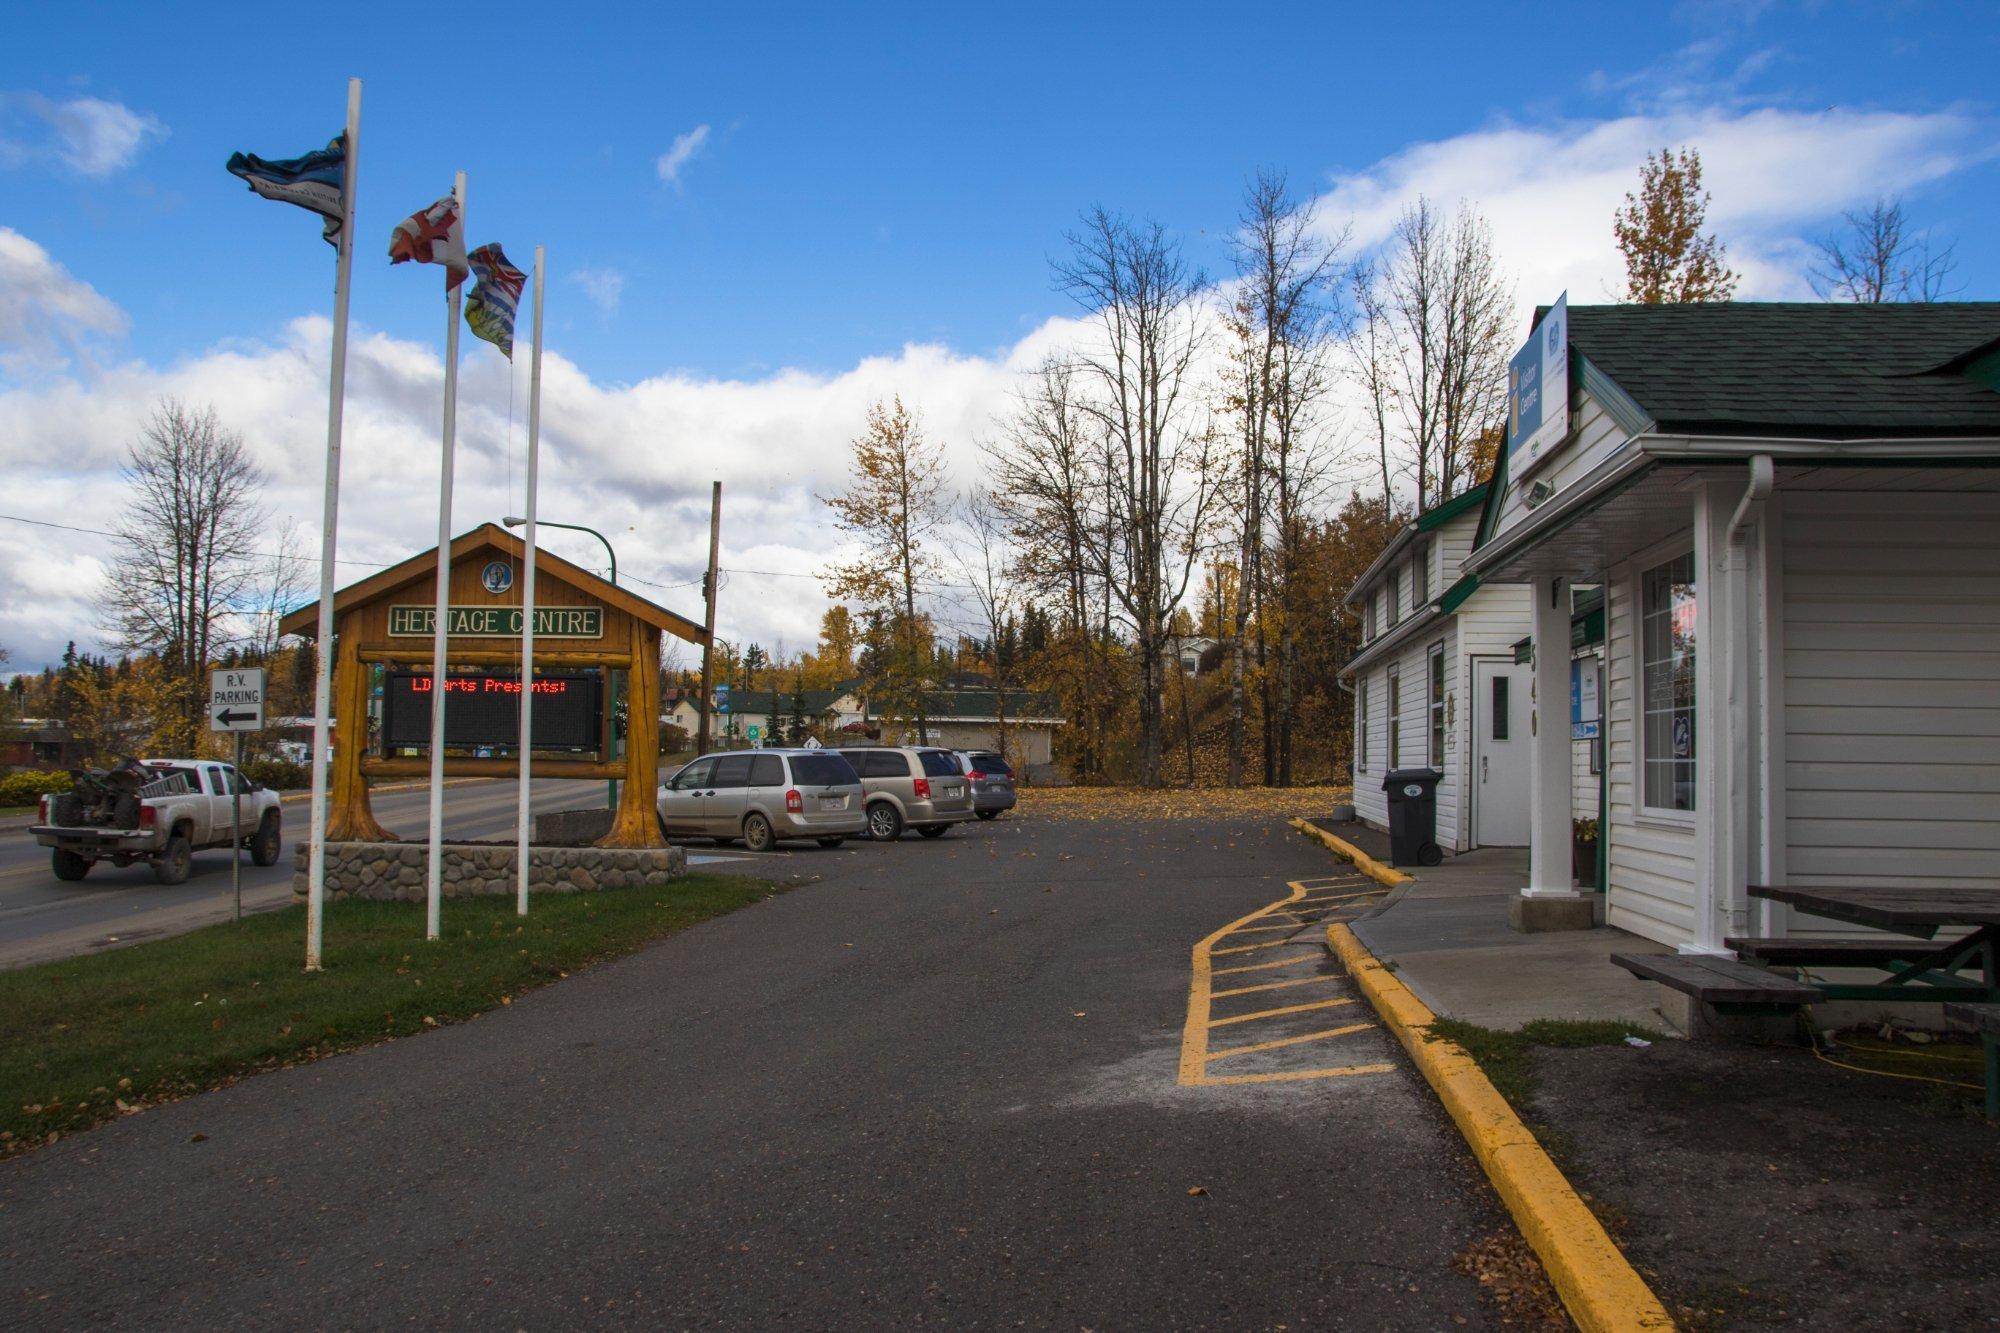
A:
[1491,394,1632,544]
[1352,626,1457,840]
[1605,548,1699,945]
[1781,491,2000,904]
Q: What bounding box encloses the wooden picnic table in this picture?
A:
[1749,884,2000,936]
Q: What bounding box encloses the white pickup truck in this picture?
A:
[31,758,284,885]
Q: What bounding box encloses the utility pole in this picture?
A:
[697,481,721,754]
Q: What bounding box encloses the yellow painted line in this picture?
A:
[1209,1022,1374,1060]
[1326,923,1675,1331]
[1298,890,1382,904]
[1212,952,1321,976]
[1202,1063,1396,1086]
[1211,974,1338,999]
[1287,817,1412,888]
[1224,922,1307,935]
[1208,996,1356,1027]
[1212,937,1309,956]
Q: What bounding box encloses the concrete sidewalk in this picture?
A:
[1330,824,1679,1035]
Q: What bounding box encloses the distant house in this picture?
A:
[0,720,76,769]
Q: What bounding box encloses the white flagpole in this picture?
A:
[516,246,545,917]
[305,77,361,973]
[425,169,466,943]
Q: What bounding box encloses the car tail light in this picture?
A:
[966,770,985,782]
[913,777,931,800]
[38,795,49,823]
[785,789,803,813]
[140,805,157,830]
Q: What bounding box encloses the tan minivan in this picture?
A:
[839,746,976,840]
[657,748,868,851]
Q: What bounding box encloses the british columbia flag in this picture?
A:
[464,244,527,358]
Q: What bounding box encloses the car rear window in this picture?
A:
[919,750,962,778]
[789,754,858,786]
[855,750,909,778]
[970,754,1013,777]
[748,754,785,787]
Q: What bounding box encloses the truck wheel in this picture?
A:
[51,849,91,881]
[867,802,903,841]
[153,832,193,886]
[249,813,282,867]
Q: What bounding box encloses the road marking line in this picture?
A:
[1211,937,1312,956]
[1211,974,1339,999]
[1298,889,1380,904]
[1208,996,1356,1027]
[1201,1063,1397,1086]
[1179,879,1314,1084]
[1223,922,1306,935]
[1212,952,1321,976]
[1208,1022,1375,1060]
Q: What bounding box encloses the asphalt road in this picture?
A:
[0,779,612,969]
[0,811,1514,1328]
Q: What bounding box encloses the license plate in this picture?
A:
[945,785,963,798]
[818,797,844,809]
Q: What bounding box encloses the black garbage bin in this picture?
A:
[1381,767,1444,867]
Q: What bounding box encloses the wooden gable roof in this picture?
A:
[278,522,709,645]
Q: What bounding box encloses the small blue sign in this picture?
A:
[1570,656,1600,741]
[480,560,514,595]
[1508,293,1569,469]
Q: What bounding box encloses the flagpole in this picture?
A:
[305,77,360,973]
[425,169,466,943]
[516,246,544,917]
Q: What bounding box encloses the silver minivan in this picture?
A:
[953,750,1018,820]
[839,746,976,840]
[657,748,868,851]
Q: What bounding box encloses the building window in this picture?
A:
[1429,644,1445,766]
[1357,681,1369,771]
[1387,668,1402,769]
[1388,569,1401,626]
[1491,675,1509,740]
[1641,551,1698,812]
[1365,594,1376,640]
[1413,542,1430,605]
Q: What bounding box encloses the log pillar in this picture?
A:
[327,610,394,842]
[599,626,665,849]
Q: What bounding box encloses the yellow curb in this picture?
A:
[1287,817,1411,888]
[1327,922,1675,1332]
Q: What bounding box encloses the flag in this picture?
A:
[464,244,527,357]
[225,135,347,245]
[388,194,469,289]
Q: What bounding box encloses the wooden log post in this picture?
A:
[599,625,665,849]
[328,611,394,842]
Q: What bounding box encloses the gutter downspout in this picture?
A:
[1720,455,1774,947]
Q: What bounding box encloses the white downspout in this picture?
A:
[1721,455,1774,947]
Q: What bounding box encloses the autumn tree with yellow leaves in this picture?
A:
[1614,147,1738,304]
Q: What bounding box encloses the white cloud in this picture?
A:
[1316,105,1984,318]
[571,267,626,318]
[654,124,710,189]
[0,226,128,374]
[0,92,166,176]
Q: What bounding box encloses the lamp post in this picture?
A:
[504,515,622,813]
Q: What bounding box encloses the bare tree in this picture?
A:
[247,516,310,664]
[951,484,1022,762]
[821,395,949,742]
[1225,171,1349,785]
[102,400,266,753]
[1054,208,1225,788]
[1809,196,1959,303]
[1354,199,1511,510]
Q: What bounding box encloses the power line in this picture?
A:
[0,511,395,572]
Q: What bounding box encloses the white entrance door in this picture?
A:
[1472,658,1531,847]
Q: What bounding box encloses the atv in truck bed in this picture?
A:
[31,757,284,884]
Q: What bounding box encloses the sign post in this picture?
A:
[210,667,266,923]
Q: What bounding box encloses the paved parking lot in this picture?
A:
[2,808,1519,1327]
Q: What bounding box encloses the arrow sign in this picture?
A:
[209,667,266,733]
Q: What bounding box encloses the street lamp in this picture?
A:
[503,515,616,585]
[504,515,622,813]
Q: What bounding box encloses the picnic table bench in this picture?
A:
[1613,884,2000,1119]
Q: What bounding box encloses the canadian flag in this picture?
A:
[388,194,469,289]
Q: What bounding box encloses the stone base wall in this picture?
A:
[531,807,616,846]
[292,840,687,902]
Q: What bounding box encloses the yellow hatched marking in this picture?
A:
[1209,1022,1375,1060]
[1202,1063,1396,1086]
[1212,937,1309,956]
[1211,974,1338,999]
[1208,996,1355,1027]
[1225,923,1306,935]
[1212,952,1321,976]
[1299,890,1380,904]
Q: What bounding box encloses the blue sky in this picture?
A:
[7,1,1994,383]
[2,1,1997,671]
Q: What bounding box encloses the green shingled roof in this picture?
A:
[1563,302,2000,439]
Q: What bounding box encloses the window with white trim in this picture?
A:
[1428,643,1446,766]
[1357,679,1369,771]
[1365,592,1376,640]
[1640,551,1697,812]
[1413,541,1430,605]
[1388,569,1401,625]
[1387,667,1402,769]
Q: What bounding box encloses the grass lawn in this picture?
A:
[0,873,777,1156]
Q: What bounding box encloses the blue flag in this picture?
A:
[226,135,347,245]
[465,244,527,358]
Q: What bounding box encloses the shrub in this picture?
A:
[0,769,72,807]
[244,758,310,791]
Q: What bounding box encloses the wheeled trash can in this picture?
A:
[1381,767,1443,867]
